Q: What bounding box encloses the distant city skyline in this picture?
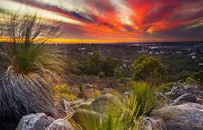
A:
[0,0,203,43]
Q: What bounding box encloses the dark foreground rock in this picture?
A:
[16,113,54,130]
[16,113,75,130]
[152,103,203,130]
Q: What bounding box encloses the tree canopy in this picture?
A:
[133,55,165,85]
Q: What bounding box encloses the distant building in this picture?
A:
[78,48,86,51]
[192,56,196,59]
[199,63,203,66]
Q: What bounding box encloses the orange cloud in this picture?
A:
[0,0,203,42]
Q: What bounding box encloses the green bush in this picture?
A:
[101,57,117,77]
[53,84,70,93]
[192,71,203,84]
[53,84,77,101]
[66,59,83,75]
[186,77,195,85]
[98,71,105,78]
[133,55,165,86]
[81,52,103,75]
[56,93,77,101]
[158,82,174,92]
[80,52,118,77]
[114,70,122,79]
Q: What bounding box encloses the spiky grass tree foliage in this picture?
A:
[0,13,65,118]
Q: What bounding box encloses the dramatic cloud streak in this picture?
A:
[0,0,203,43]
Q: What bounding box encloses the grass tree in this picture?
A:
[0,12,65,118]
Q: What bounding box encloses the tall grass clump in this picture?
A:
[0,12,65,118]
[130,82,157,118]
[73,82,156,130]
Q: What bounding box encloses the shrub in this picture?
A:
[80,52,118,77]
[53,84,77,101]
[101,57,117,77]
[98,71,105,78]
[186,77,195,85]
[81,52,103,75]
[54,84,70,93]
[133,55,165,86]
[56,93,77,101]
[0,13,65,118]
[158,82,174,92]
[192,71,203,84]
[66,59,83,75]
[114,69,122,79]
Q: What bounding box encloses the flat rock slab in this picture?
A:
[152,103,203,130]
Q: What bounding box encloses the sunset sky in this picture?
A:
[0,0,203,43]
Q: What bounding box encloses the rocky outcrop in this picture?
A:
[70,94,121,114]
[163,83,203,106]
[165,86,191,99]
[143,117,167,130]
[152,103,203,130]
[16,113,75,130]
[91,93,121,114]
[164,83,201,100]
[170,93,197,105]
[16,113,54,130]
